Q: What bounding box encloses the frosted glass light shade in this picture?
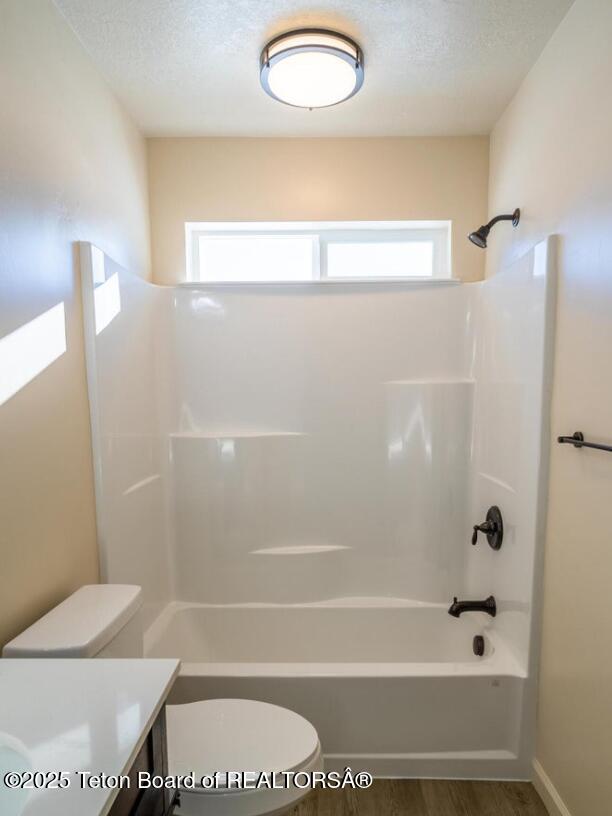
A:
[260,29,364,109]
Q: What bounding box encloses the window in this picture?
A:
[186,221,451,283]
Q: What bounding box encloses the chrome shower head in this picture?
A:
[468,209,520,249]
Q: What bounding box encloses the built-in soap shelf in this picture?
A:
[250,544,350,556]
[169,430,305,439]
[384,379,475,385]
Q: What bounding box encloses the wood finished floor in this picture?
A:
[289,780,549,816]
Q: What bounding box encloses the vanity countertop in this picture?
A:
[0,658,180,816]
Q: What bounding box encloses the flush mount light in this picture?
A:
[260,28,364,109]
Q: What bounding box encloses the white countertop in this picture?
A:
[0,659,180,816]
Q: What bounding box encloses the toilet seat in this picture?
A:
[166,699,323,816]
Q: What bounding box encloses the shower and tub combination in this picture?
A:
[80,236,556,779]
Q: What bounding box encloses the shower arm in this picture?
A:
[485,213,516,229]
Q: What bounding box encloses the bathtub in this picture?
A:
[144,600,528,779]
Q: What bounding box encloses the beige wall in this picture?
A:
[0,0,151,648]
[147,137,489,284]
[487,1,612,813]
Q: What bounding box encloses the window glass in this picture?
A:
[198,235,316,282]
[187,222,451,282]
[326,241,434,278]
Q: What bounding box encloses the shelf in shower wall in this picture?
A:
[383,379,475,385]
[169,431,306,439]
[249,544,350,556]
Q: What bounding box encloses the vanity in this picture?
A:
[0,658,179,816]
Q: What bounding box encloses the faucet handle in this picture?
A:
[471,506,503,550]
[473,521,492,543]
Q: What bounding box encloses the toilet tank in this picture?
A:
[2,585,143,658]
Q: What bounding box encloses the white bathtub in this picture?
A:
[145,600,528,779]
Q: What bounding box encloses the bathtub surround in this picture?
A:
[81,238,555,778]
[80,248,170,626]
[146,137,489,285]
[487,0,612,813]
[0,0,151,648]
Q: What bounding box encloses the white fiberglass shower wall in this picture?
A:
[168,282,474,606]
[80,239,556,778]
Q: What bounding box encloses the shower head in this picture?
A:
[468,208,520,248]
[468,227,489,248]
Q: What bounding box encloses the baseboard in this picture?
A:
[533,759,573,816]
[324,751,530,780]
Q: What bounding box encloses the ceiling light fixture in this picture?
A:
[260,28,364,109]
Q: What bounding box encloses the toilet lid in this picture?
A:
[166,699,320,792]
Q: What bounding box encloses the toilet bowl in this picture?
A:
[168,699,322,816]
[2,585,323,816]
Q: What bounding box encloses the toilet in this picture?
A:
[2,585,323,816]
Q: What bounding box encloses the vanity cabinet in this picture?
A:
[109,707,177,816]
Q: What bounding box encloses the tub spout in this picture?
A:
[448,595,496,618]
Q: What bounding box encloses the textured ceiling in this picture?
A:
[54,0,573,136]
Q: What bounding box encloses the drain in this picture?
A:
[473,635,485,657]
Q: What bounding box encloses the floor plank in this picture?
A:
[288,780,549,816]
[471,781,549,816]
[420,779,482,816]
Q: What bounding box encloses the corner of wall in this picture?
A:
[533,759,573,816]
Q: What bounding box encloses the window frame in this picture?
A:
[185,220,452,284]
